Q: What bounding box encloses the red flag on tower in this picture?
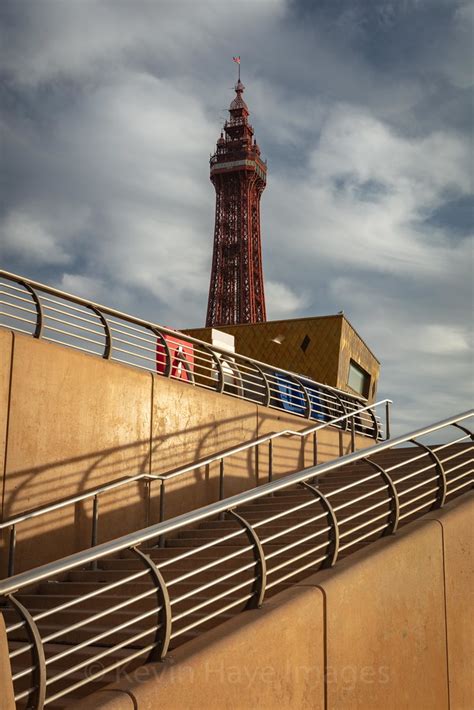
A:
[233,56,240,64]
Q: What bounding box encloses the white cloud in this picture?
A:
[1,0,471,434]
[266,281,308,318]
[0,211,71,265]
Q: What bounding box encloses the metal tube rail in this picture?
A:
[0,409,471,596]
[0,398,392,576]
[1,412,471,710]
[0,270,368,410]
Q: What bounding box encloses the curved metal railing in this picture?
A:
[0,399,392,577]
[0,269,377,434]
[0,411,472,709]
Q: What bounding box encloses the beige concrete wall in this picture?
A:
[425,497,474,709]
[0,330,370,574]
[73,585,326,710]
[0,329,13,520]
[75,495,472,710]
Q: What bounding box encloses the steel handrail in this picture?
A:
[0,399,391,575]
[1,409,471,596]
[0,269,368,410]
[153,398,392,481]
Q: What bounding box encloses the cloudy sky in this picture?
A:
[0,0,472,433]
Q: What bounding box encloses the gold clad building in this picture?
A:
[185,313,380,402]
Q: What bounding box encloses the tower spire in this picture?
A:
[205,64,267,327]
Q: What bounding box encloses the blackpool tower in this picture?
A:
[205,66,267,327]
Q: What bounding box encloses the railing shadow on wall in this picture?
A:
[0,409,371,578]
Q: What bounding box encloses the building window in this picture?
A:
[300,335,311,353]
[348,360,371,398]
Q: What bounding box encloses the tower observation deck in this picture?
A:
[206,76,267,327]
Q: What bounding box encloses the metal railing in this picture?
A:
[0,269,377,434]
[0,411,472,709]
[0,399,392,577]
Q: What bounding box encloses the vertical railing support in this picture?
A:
[90,306,113,359]
[22,282,44,339]
[8,525,16,578]
[228,509,266,608]
[410,439,447,509]
[268,440,273,483]
[299,481,340,567]
[362,458,399,534]
[313,430,318,467]
[90,495,99,570]
[130,547,172,661]
[218,459,225,520]
[8,594,46,709]
[350,415,356,453]
[159,479,166,547]
[385,400,391,440]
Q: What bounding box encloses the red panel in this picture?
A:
[156,334,194,382]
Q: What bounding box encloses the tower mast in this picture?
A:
[205,61,267,327]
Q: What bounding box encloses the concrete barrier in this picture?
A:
[0,329,372,574]
[72,496,472,709]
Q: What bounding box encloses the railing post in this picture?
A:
[363,457,400,534]
[313,430,318,467]
[300,481,339,567]
[255,443,259,486]
[385,400,391,440]
[130,547,172,661]
[8,594,46,709]
[350,415,356,453]
[159,479,166,547]
[410,439,447,509]
[21,282,44,339]
[228,509,267,608]
[219,458,225,500]
[268,440,273,483]
[8,525,16,578]
[90,306,113,359]
[90,495,99,570]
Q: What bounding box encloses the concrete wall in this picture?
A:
[0,329,372,575]
[72,494,473,710]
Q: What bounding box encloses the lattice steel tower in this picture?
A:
[205,77,267,327]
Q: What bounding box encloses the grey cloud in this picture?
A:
[0,0,472,433]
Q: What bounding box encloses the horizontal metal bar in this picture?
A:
[41,598,161,645]
[446,469,474,486]
[338,523,388,552]
[168,556,256,592]
[251,498,318,527]
[398,486,439,509]
[445,478,473,495]
[337,497,388,526]
[46,624,159,687]
[44,644,155,705]
[172,576,255,623]
[0,269,367,401]
[1,410,471,597]
[444,460,473,476]
[266,540,329,576]
[265,554,327,590]
[332,483,389,512]
[325,471,383,499]
[396,473,439,497]
[264,525,331,559]
[398,498,437,520]
[339,510,390,539]
[0,310,36,326]
[170,593,254,640]
[259,511,327,544]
